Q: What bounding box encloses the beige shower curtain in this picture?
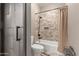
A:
[58,6,68,53]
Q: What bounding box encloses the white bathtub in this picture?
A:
[36,39,63,56]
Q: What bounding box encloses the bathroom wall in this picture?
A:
[38,10,60,41]
[67,3,79,55]
[38,3,66,40]
[31,3,65,41]
[31,3,40,41]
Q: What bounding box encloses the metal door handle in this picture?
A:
[16,26,21,41]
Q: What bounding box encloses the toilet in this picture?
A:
[31,44,44,56]
[31,36,44,56]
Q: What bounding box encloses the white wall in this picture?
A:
[39,3,65,12]
[67,3,79,55]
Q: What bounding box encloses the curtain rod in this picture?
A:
[35,6,67,14]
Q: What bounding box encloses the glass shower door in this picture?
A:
[4,3,25,56]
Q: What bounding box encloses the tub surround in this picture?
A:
[31,3,65,41]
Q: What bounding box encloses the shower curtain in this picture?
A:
[58,6,68,53]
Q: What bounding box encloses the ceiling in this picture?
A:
[37,3,65,8]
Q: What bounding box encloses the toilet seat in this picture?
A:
[31,44,44,56]
[32,44,44,50]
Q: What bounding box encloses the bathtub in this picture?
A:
[36,39,63,56]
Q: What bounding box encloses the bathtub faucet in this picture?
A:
[38,33,42,43]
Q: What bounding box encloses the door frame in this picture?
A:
[24,3,31,56]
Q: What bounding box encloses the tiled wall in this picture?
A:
[34,10,60,41]
[31,4,62,41]
[40,10,60,41]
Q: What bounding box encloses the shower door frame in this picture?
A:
[0,3,29,56]
[25,3,31,56]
